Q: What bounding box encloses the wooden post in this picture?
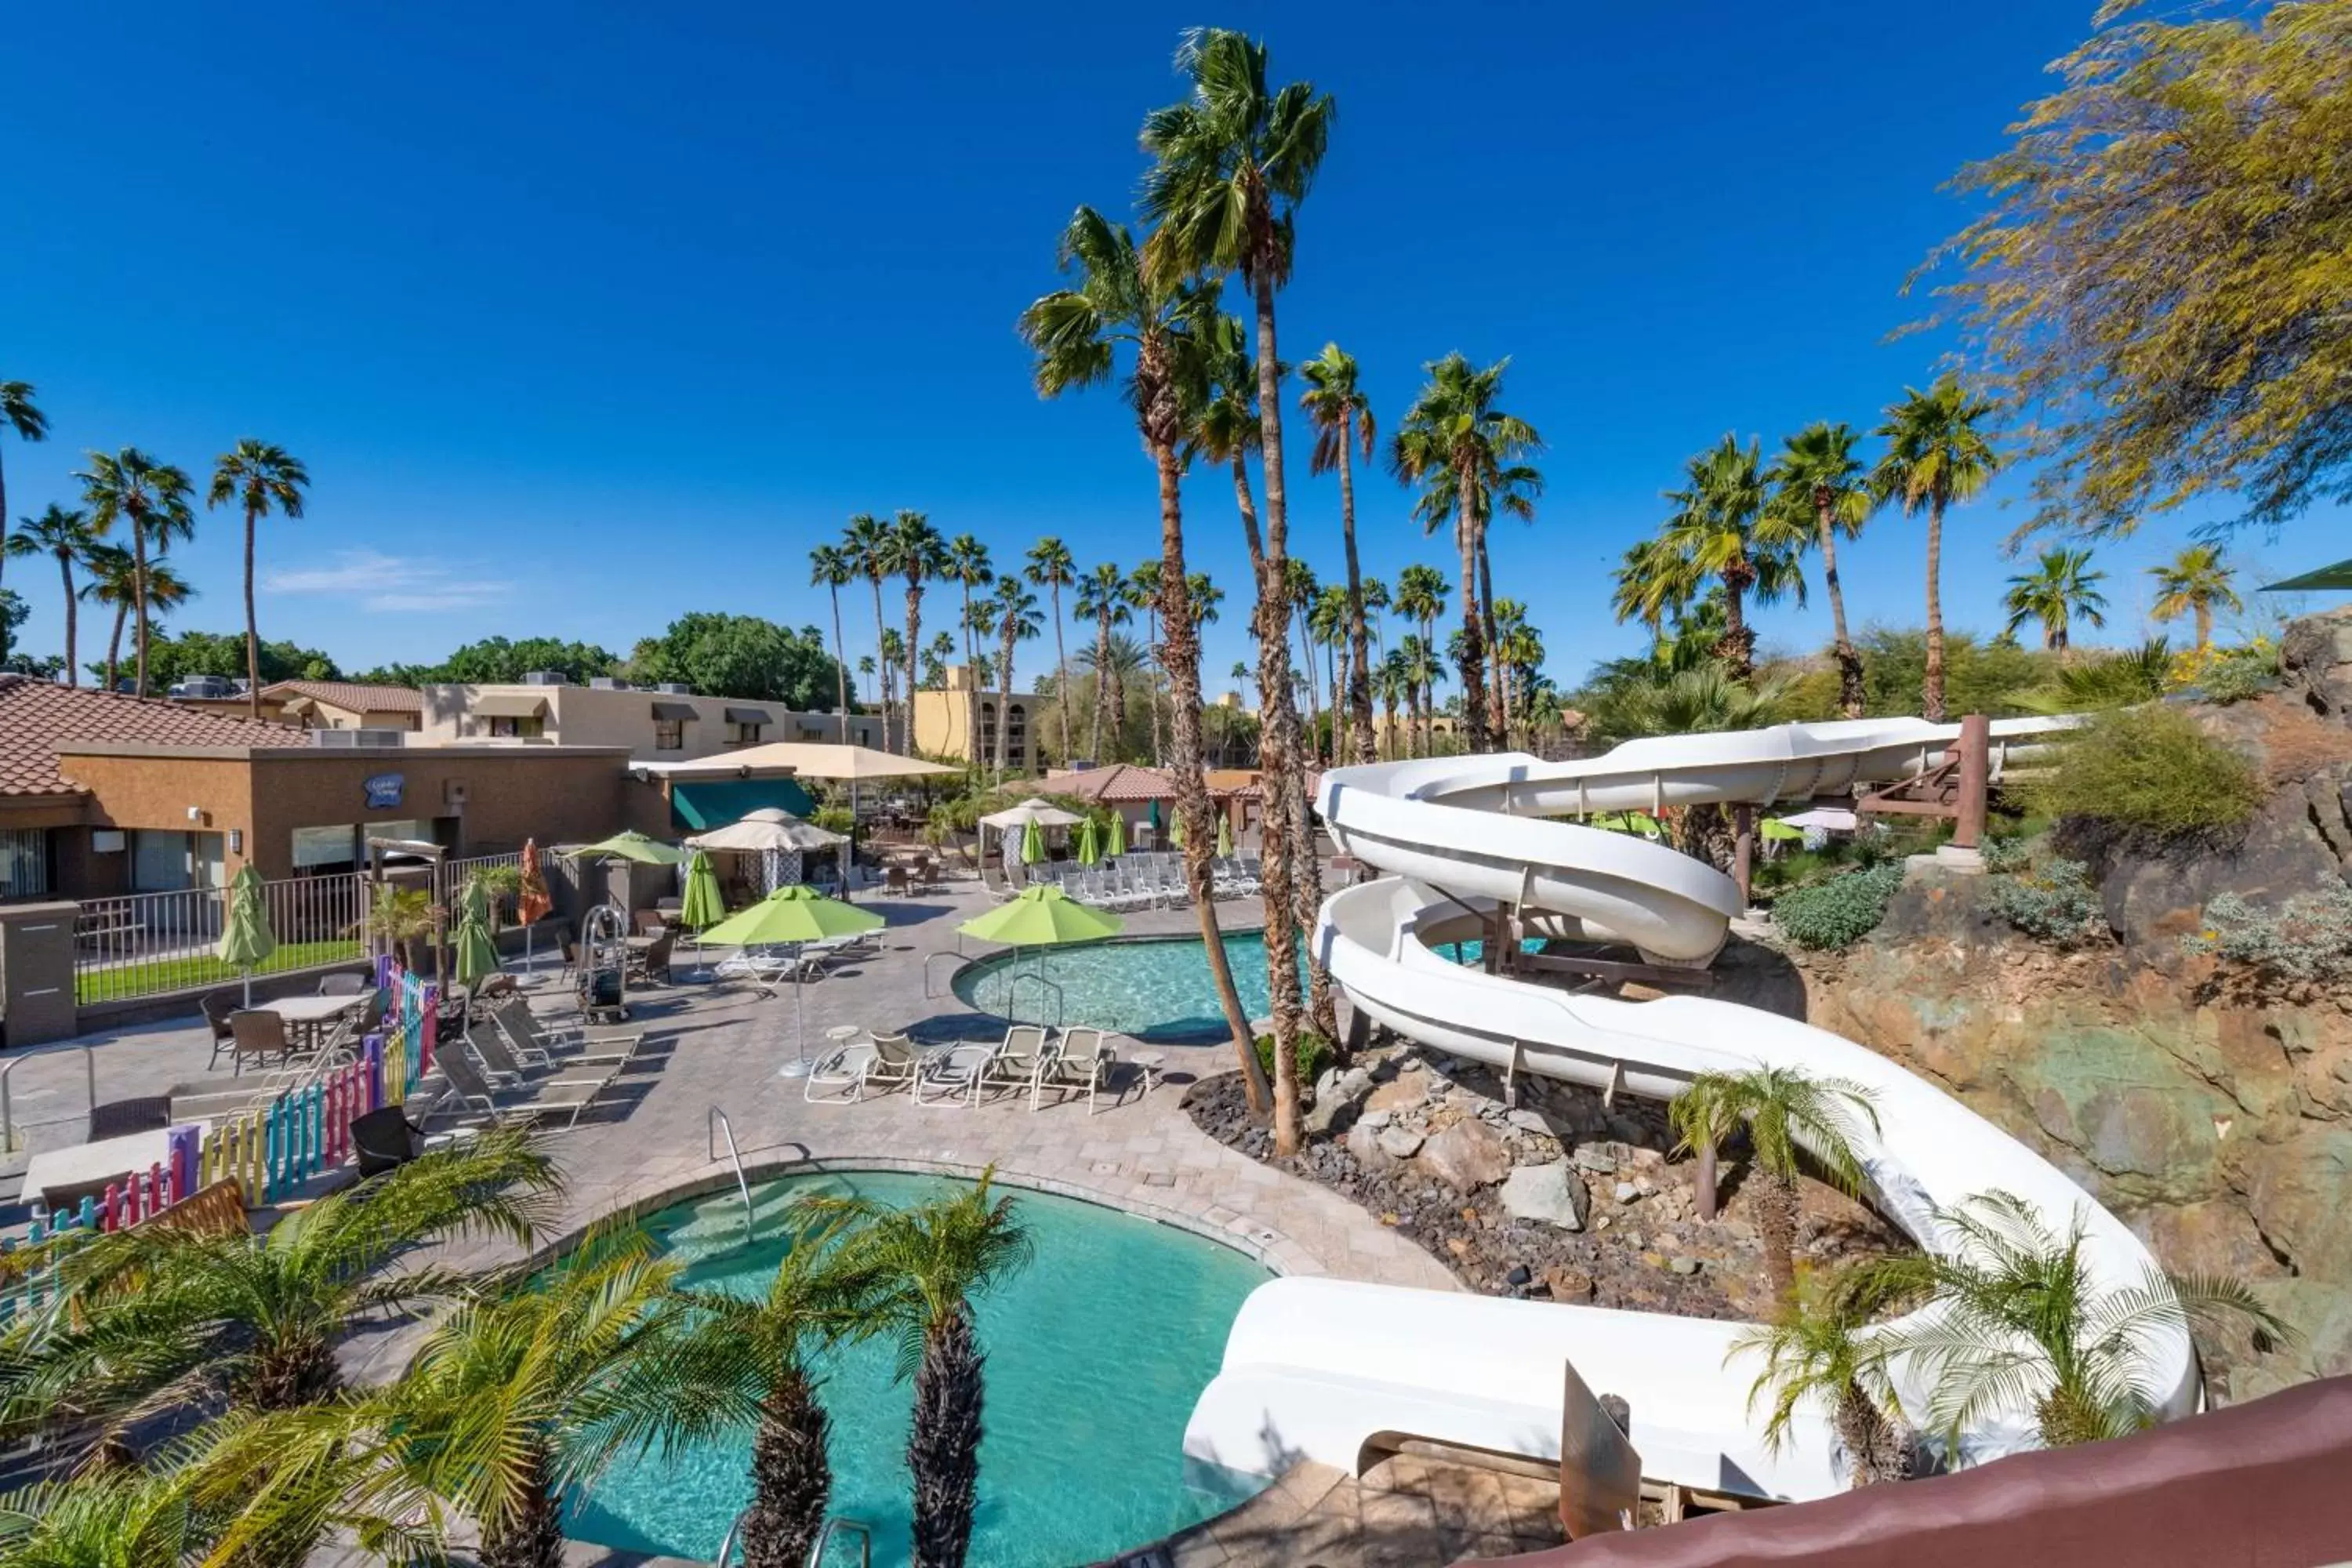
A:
[1696,1138,1719,1222]
[1731,803,1756,906]
[1954,713,1991,850]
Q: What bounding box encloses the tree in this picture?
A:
[1769,423,1872,716]
[1024,538,1078,766]
[1142,25,1333,1134]
[0,1465,209,1568]
[1581,662,1792,748]
[207,440,310,720]
[847,513,898,750]
[78,546,192,693]
[626,613,846,709]
[945,534,993,759]
[882,512,947,755]
[1392,565,1447,758]
[129,629,339,692]
[1867,1189,2291,1450]
[1391,354,1544,750]
[1668,1065,1879,1304]
[0,381,49,597]
[5,505,95,684]
[987,577,1040,781]
[1650,434,1808,682]
[1301,343,1379,764]
[77,448,196,698]
[2003,547,2109,652]
[2150,544,2241,653]
[1073,563,1130,763]
[1730,1267,1916,1489]
[816,1174,1033,1568]
[1126,560,1169,765]
[1922,2,2352,540]
[361,635,615,688]
[1872,377,2002,722]
[809,543,858,741]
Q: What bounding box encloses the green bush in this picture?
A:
[2194,643,2277,706]
[1985,858,2106,947]
[811,805,855,834]
[1771,863,1905,950]
[2030,706,2263,838]
[1255,1029,1334,1087]
[1980,834,2036,874]
[2181,886,2352,987]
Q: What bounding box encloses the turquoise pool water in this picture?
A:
[565,1171,1272,1566]
[953,931,1528,1042]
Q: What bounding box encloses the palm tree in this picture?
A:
[2150,544,2241,653]
[1866,1190,2291,1450]
[944,534,993,759]
[846,514,896,750]
[1398,633,1444,760]
[857,654,877,705]
[1374,648,1406,760]
[1024,537,1078,764]
[1582,662,1792,748]
[1769,422,1873,717]
[1284,557,1323,760]
[77,448,196,697]
[1392,566,1447,757]
[78,547,191,693]
[1127,560,1169,764]
[1142,27,1334,1114]
[1301,343,1379,764]
[2003,548,2109,652]
[1668,1065,1880,1304]
[0,1465,207,1568]
[1730,1266,1916,1488]
[0,380,49,595]
[1653,434,1808,682]
[816,1174,1033,1568]
[1873,377,2002,722]
[207,439,310,719]
[4,505,95,684]
[1072,563,1131,762]
[988,577,1040,781]
[881,512,948,754]
[1390,354,1544,750]
[805,543,858,742]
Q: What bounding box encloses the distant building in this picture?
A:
[169,677,423,731]
[418,676,880,763]
[911,665,1040,771]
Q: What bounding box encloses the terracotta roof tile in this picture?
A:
[0,675,308,798]
[260,679,422,713]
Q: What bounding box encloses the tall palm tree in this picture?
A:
[1392,566,1447,757]
[1127,560,1169,764]
[988,577,1040,781]
[1866,1190,2291,1450]
[809,543,858,742]
[1872,376,2002,722]
[1072,563,1130,763]
[77,448,196,697]
[1668,1065,1879,1304]
[1301,343,1379,764]
[1390,354,1544,750]
[1024,537,1078,765]
[1397,633,1443,760]
[1360,572,1391,681]
[4,505,95,684]
[815,1174,1033,1568]
[845,514,896,750]
[1229,659,1250,702]
[1769,422,1873,717]
[2003,547,2109,652]
[944,534,993,760]
[881,511,948,756]
[1284,557,1323,760]
[207,439,310,719]
[78,546,191,693]
[0,380,49,595]
[1653,434,1809,682]
[1374,648,1406,760]
[1730,1266,1916,1488]
[1142,27,1333,1120]
[2150,544,2241,653]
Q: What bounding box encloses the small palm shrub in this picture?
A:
[1772,864,1905,950]
[1256,1030,1334,1088]
[2030,706,2262,839]
[2181,887,2352,991]
[1985,858,2105,948]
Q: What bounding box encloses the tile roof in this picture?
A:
[260,679,423,713]
[0,676,308,799]
[1046,762,1177,803]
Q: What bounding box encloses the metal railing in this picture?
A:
[714,1511,872,1567]
[0,1043,96,1156]
[708,1105,755,1244]
[433,851,524,919]
[72,872,368,1006]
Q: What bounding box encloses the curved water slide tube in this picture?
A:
[1182,718,2190,1503]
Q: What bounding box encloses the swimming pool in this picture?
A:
[564,1170,1271,1566]
[953,931,1526,1042]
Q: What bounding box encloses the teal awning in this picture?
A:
[2260,558,2352,592]
[670,777,818,832]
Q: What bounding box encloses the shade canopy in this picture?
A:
[2260,559,2352,592]
[978,797,1086,829]
[679,851,726,929]
[642,742,958,782]
[453,878,500,987]
[571,830,688,866]
[688,807,848,854]
[216,864,276,972]
[698,884,885,947]
[957,884,1124,946]
[670,777,819,831]
[1074,817,1102,865]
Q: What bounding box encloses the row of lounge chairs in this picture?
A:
[1027,855,1263,910]
[426,996,648,1131]
[710,928,884,994]
[805,1023,1119,1114]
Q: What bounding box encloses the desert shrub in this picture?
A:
[2029,706,2263,838]
[1985,858,2106,947]
[1256,1029,1334,1087]
[2181,887,2352,988]
[811,805,855,834]
[1980,834,2036,874]
[1772,863,1905,950]
[2184,641,2278,706]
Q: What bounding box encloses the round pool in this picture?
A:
[564,1170,1272,1566]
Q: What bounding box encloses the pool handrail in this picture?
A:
[706,1105,755,1245]
[713,1508,872,1567]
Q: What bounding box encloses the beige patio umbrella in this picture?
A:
[656,743,956,902]
[976,797,1085,829]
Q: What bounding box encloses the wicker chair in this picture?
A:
[201,990,240,1071]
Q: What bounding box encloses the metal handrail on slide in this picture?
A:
[706,1105,755,1244]
[714,1509,873,1566]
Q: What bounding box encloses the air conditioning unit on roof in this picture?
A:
[590,677,630,691]
[521,671,568,686]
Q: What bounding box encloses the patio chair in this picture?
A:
[484,1000,642,1076]
[426,1040,621,1131]
[912,1034,1000,1109]
[350,1105,425,1178]
[633,910,667,936]
[88,1094,172,1142]
[978,1025,1054,1106]
[201,990,240,1071]
[492,996,644,1062]
[318,971,368,996]
[228,1011,292,1076]
[1038,1025,1118,1114]
[883,864,913,896]
[805,1029,935,1103]
[630,930,674,986]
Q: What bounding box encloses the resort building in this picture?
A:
[1040,762,1275,847]
[418,677,880,762]
[910,665,1040,771]
[176,679,423,731]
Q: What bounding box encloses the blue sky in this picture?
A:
[1,2,2327,695]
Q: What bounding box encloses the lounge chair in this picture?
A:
[427,1041,621,1131]
[805,1029,936,1103]
[978,1025,1054,1106]
[913,1034,1000,1109]
[479,1007,643,1080]
[489,996,643,1062]
[1037,1025,1118,1114]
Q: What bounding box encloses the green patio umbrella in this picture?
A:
[1169,810,1186,848]
[1146,799,1163,837]
[452,877,501,989]
[216,863,276,1007]
[678,850,726,981]
[1761,818,1807,843]
[957,884,1124,1024]
[1074,817,1102,866]
[1215,814,1234,857]
[1018,818,1045,866]
[1106,814,1127,858]
[572,830,688,866]
[700,886,886,1076]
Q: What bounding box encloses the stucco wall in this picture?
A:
[419,684,880,759]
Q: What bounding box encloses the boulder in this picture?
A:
[1506,1108,1555,1135]
[1346,1119,1398,1172]
[1366,1072,1431,1115]
[1378,1126,1427,1160]
[1417,1118,1512,1192]
[1571,1145,1618,1176]
[1613,1181,1640,1204]
[1305,1066,1377,1135]
[1499,1161,1589,1232]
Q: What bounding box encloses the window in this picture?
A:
[0,829,47,898]
[728,721,764,746]
[485,714,543,739]
[292,824,361,870]
[654,718,684,751]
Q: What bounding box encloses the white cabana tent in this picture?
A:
[687,806,852,897]
[977,797,1085,829]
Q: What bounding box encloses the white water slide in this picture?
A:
[1182,717,2193,1502]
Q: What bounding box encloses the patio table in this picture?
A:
[24,1122,206,1210]
[263,993,366,1053]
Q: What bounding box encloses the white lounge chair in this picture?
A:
[1036,1025,1117,1113]
[913,1035,1001,1109]
[978,1025,1054,1107]
[805,1029,935,1103]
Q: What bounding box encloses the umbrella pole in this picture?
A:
[777,953,814,1077]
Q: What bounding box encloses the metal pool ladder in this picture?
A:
[706,1105,755,1244]
[714,1510,873,1566]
